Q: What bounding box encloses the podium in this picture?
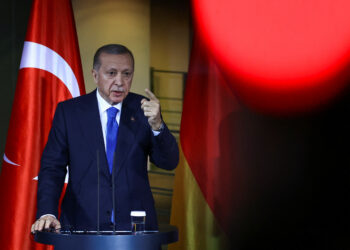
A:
[34,225,178,250]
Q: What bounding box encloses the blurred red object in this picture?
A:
[193,0,350,114]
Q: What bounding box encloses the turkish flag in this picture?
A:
[0,0,85,249]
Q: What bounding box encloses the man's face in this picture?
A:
[92,52,134,105]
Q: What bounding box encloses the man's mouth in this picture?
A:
[111,90,124,96]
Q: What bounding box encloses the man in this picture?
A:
[31,44,179,232]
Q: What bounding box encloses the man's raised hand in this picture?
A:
[141,89,163,131]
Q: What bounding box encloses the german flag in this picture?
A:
[169,35,240,249]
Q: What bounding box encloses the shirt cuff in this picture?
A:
[152,130,161,136]
[40,214,56,219]
[152,122,164,136]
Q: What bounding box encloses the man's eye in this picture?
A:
[108,71,116,76]
[123,72,131,77]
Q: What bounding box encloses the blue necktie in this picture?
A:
[106,107,119,174]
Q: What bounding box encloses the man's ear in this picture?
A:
[92,69,98,84]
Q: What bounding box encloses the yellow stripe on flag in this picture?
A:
[169,145,229,250]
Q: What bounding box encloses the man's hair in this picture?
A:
[93,44,134,70]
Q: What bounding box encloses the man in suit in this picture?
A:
[31,44,179,232]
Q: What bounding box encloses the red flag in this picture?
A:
[0,0,85,249]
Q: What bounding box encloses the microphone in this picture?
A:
[96,150,100,234]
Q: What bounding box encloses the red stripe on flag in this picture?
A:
[180,36,242,235]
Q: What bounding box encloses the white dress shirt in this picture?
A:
[96,90,123,150]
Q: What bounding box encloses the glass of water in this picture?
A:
[130,211,146,234]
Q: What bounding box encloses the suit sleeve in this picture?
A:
[149,123,179,170]
[36,103,68,218]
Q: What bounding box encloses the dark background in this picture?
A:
[226,86,350,249]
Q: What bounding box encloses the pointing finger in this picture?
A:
[144,89,158,101]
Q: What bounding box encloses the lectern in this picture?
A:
[34,225,178,250]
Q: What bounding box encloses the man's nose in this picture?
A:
[114,73,123,86]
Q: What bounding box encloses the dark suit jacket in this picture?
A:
[37,90,179,230]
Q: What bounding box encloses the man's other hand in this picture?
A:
[141,89,163,130]
[31,215,61,233]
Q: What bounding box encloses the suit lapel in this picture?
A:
[77,90,110,178]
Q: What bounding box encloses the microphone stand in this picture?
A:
[96,150,100,234]
[112,152,116,234]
